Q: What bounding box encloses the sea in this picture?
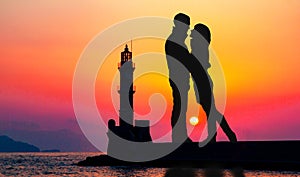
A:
[0,152,299,177]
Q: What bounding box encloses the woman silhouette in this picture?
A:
[190,23,237,143]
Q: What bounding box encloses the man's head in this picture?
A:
[173,13,190,33]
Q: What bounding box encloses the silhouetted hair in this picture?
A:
[194,23,211,43]
[174,13,190,26]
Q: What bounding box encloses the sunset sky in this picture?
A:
[1,1,300,151]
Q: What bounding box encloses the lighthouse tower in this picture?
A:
[107,44,152,155]
[118,44,135,129]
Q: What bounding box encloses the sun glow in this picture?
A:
[189,116,199,126]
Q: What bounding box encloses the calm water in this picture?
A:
[0,152,299,176]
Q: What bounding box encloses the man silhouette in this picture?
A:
[165,13,192,143]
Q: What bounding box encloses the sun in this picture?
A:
[189,116,199,126]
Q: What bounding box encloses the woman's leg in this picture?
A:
[204,101,237,143]
[219,115,237,142]
[201,101,217,143]
[214,110,237,142]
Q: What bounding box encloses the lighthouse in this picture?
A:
[118,44,135,129]
[107,44,152,155]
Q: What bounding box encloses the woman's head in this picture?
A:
[190,23,211,44]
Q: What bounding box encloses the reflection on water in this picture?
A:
[165,168,197,177]
[0,153,299,177]
[165,168,245,177]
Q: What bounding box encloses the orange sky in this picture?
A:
[1,1,300,142]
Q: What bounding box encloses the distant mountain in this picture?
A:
[0,119,99,152]
[0,129,98,152]
[0,135,40,152]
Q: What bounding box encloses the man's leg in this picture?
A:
[179,87,191,143]
[170,83,180,142]
[170,80,189,143]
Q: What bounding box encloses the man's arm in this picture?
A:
[165,40,190,66]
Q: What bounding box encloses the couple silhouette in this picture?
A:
[165,13,237,144]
